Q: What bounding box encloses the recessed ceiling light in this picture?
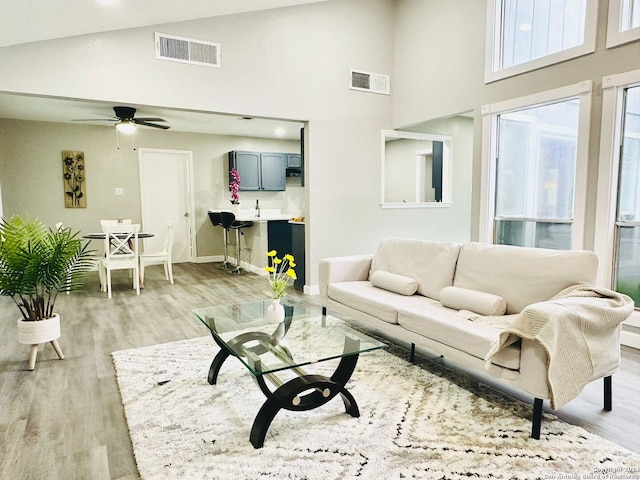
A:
[275,127,286,137]
[519,23,532,32]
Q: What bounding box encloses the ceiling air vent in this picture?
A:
[155,32,220,68]
[349,69,390,95]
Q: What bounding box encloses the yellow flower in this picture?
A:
[286,269,297,280]
[267,250,277,257]
[289,261,296,268]
[284,254,295,262]
[264,266,275,273]
[273,257,282,264]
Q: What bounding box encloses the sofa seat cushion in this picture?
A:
[397,304,521,370]
[370,270,419,296]
[370,238,461,301]
[327,281,439,324]
[440,286,507,316]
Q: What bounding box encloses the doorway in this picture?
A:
[138,148,195,263]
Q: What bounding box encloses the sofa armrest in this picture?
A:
[319,254,374,301]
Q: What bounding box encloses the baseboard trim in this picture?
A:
[195,255,221,263]
[621,329,640,350]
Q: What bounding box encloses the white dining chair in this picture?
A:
[100,223,140,298]
[98,219,133,286]
[139,221,175,287]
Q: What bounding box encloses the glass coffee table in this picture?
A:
[193,299,386,448]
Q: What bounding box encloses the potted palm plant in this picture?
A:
[0,215,94,370]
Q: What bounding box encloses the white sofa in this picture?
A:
[319,238,634,438]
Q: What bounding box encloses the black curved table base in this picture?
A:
[250,354,360,448]
[207,333,361,449]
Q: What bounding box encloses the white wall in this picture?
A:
[5,0,635,289]
[0,118,302,259]
[392,0,640,245]
[0,0,399,288]
[402,115,474,242]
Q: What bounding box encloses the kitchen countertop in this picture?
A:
[208,208,299,224]
[235,214,292,223]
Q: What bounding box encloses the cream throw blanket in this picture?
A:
[483,285,634,409]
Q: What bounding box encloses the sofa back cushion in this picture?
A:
[454,242,599,314]
[370,237,461,300]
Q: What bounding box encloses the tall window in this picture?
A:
[620,0,640,31]
[494,100,578,249]
[485,0,598,83]
[480,81,591,249]
[607,0,640,47]
[614,85,640,306]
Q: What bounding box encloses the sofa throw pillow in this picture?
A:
[370,270,419,296]
[440,286,507,316]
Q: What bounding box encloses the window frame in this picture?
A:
[594,69,640,287]
[606,0,640,48]
[595,69,640,347]
[479,81,593,248]
[484,0,599,84]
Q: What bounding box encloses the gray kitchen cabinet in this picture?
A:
[286,153,302,168]
[260,152,286,191]
[229,151,286,191]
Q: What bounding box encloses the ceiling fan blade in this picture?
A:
[72,118,118,122]
[133,117,166,122]
[133,119,170,129]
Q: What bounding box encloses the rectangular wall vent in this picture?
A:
[349,69,390,95]
[155,32,220,68]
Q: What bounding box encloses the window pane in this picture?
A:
[496,100,579,222]
[616,226,640,306]
[617,86,640,222]
[495,119,530,216]
[615,86,640,307]
[500,0,587,69]
[495,220,571,249]
[621,0,640,31]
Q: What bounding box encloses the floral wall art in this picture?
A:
[62,151,86,208]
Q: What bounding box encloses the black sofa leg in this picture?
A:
[410,343,415,363]
[604,375,612,411]
[322,306,327,318]
[531,398,543,439]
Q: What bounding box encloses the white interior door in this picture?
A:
[138,148,194,263]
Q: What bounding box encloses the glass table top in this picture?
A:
[193,299,386,376]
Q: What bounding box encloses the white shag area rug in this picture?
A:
[112,336,640,480]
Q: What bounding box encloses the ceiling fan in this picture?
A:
[74,106,170,132]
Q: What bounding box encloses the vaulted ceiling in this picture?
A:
[0,0,329,47]
[0,0,329,139]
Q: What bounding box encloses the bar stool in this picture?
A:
[208,211,232,269]
[220,212,253,274]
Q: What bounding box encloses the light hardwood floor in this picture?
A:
[0,262,638,479]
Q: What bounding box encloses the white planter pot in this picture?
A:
[17,314,64,370]
[17,314,61,345]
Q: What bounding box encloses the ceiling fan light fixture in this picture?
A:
[116,119,136,134]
